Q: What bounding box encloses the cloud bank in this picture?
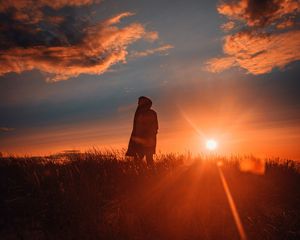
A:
[0,0,161,81]
[206,0,300,75]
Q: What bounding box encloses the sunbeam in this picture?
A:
[218,163,247,240]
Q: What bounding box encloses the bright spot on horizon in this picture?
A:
[206,139,218,151]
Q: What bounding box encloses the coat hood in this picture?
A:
[138,96,152,109]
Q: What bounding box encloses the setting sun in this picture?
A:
[206,139,218,151]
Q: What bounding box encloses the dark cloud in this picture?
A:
[0,0,159,81]
[0,0,97,24]
[206,0,300,75]
[217,0,299,27]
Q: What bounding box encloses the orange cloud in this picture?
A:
[206,0,300,75]
[221,21,235,31]
[0,12,157,81]
[276,18,295,29]
[218,0,299,27]
[103,12,135,25]
[144,31,159,42]
[206,30,300,74]
[205,56,237,73]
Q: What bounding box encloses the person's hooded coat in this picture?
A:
[126,97,158,157]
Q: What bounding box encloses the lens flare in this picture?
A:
[217,164,247,240]
[206,139,218,150]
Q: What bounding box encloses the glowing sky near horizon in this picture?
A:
[0,0,300,159]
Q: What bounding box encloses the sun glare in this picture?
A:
[206,139,218,151]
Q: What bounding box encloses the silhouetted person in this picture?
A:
[126,96,158,166]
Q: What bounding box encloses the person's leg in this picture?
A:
[134,152,145,166]
[133,153,139,162]
[145,153,154,167]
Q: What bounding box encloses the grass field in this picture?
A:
[1,151,300,240]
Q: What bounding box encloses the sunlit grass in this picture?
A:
[1,151,299,239]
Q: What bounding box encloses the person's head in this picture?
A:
[138,96,152,109]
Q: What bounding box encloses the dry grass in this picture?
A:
[1,151,299,239]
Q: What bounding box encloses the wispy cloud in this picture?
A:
[131,44,174,58]
[0,127,15,132]
[0,1,159,81]
[220,21,235,32]
[206,56,237,73]
[205,0,300,75]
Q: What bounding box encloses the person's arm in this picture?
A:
[153,111,158,134]
[132,109,139,135]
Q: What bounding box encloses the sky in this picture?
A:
[0,0,300,159]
